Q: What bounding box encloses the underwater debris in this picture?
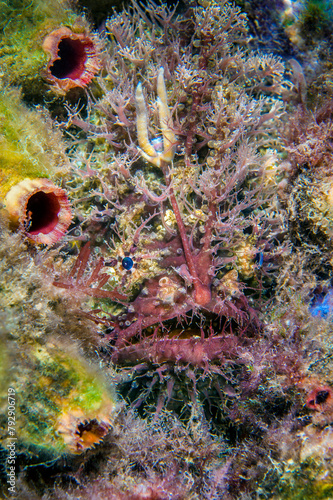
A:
[4,178,72,245]
[42,27,102,94]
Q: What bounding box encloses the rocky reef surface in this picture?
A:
[2,0,333,498]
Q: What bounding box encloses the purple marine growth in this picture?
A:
[53,1,286,368]
[54,68,262,352]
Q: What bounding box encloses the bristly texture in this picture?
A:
[6,1,333,499]
[54,0,289,355]
[281,99,333,279]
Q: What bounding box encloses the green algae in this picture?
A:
[15,344,117,453]
[0,0,81,98]
[277,459,333,500]
[0,86,69,198]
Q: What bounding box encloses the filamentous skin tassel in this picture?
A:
[4,178,72,245]
[135,67,176,167]
[135,68,211,307]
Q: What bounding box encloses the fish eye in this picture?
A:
[122,256,134,270]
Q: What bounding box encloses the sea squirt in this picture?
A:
[4,178,72,245]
